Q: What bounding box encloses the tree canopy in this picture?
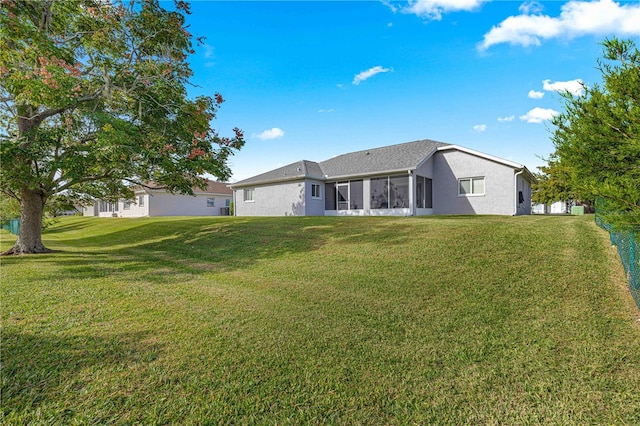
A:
[0,0,244,254]
[541,38,639,228]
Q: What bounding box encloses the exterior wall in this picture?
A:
[147,192,230,216]
[119,193,149,217]
[532,203,548,214]
[83,204,99,216]
[415,156,435,178]
[432,150,517,215]
[234,180,306,216]
[550,201,569,214]
[304,180,325,216]
[515,174,532,215]
[83,191,230,217]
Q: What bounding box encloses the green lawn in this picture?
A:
[2,215,640,424]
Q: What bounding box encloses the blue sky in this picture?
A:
[180,0,640,182]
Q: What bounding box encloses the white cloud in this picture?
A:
[202,44,215,59]
[520,107,559,123]
[473,124,487,133]
[256,127,285,140]
[497,115,515,122]
[400,0,487,21]
[542,78,585,96]
[479,0,640,51]
[318,109,334,113]
[201,44,216,67]
[528,90,544,99]
[519,1,544,15]
[352,66,392,85]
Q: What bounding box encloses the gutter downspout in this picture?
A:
[233,190,237,216]
[514,169,524,216]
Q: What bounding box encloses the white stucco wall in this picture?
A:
[234,180,306,216]
[146,192,230,216]
[432,150,519,215]
[119,194,149,217]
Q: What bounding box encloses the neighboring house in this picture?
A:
[230,139,534,217]
[83,180,232,217]
[533,201,571,214]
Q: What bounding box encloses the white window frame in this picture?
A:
[458,177,485,197]
[244,188,254,202]
[311,183,322,199]
[207,197,215,207]
[138,195,145,207]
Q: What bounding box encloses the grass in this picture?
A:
[2,215,640,424]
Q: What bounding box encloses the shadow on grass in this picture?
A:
[1,329,162,419]
[14,217,341,283]
[4,216,498,284]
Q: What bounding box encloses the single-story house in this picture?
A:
[230,139,534,217]
[83,180,232,217]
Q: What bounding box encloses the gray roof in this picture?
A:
[231,159,325,187]
[231,139,449,187]
[320,139,449,179]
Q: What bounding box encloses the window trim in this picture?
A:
[243,188,255,202]
[311,183,322,199]
[207,197,215,207]
[458,176,485,197]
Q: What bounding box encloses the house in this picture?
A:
[533,201,571,214]
[83,180,233,217]
[230,139,534,217]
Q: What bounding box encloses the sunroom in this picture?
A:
[323,174,433,216]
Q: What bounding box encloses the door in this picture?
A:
[337,184,349,211]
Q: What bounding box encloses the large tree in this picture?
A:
[550,38,639,228]
[0,0,244,254]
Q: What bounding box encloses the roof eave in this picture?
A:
[325,168,414,181]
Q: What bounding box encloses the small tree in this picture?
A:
[532,154,593,212]
[0,0,244,254]
[550,38,640,228]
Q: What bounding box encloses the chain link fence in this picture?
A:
[1,219,20,235]
[595,208,639,309]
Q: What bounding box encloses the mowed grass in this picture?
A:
[2,215,640,424]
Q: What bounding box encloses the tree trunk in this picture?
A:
[2,187,50,255]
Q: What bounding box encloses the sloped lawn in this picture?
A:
[2,215,639,424]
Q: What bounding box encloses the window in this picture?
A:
[325,183,336,210]
[138,195,145,207]
[207,197,215,207]
[99,201,118,212]
[459,177,485,196]
[244,188,254,202]
[416,176,433,208]
[349,180,363,210]
[311,183,321,199]
[123,201,131,210]
[371,175,408,209]
[225,198,231,207]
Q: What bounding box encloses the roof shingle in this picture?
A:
[231,139,449,187]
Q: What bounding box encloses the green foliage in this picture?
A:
[0,0,244,251]
[3,216,640,423]
[550,38,640,228]
[531,154,585,205]
[0,194,20,223]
